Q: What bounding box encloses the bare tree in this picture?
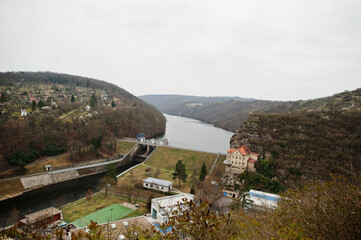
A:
[85,189,94,205]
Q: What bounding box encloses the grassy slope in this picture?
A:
[116,141,136,154]
[116,146,224,193]
[0,179,24,201]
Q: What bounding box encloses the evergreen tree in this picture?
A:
[199,162,207,181]
[172,160,188,187]
[71,94,75,102]
[31,100,36,110]
[38,100,44,109]
[90,94,97,109]
[111,101,116,108]
[106,163,117,182]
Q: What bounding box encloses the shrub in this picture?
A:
[43,144,65,156]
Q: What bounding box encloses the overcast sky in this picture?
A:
[0,0,360,101]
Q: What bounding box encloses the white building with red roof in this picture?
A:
[224,145,259,174]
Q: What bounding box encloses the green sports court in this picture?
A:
[71,204,135,228]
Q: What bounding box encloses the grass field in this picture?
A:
[145,146,219,176]
[25,153,72,174]
[116,140,136,154]
[0,179,24,201]
[61,194,148,223]
[70,204,134,228]
[115,146,225,193]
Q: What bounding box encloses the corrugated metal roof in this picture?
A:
[143,177,172,187]
[249,189,281,202]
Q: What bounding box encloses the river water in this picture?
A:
[0,114,234,226]
[157,114,234,154]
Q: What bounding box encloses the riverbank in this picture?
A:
[0,140,137,202]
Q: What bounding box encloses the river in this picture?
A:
[157,114,234,154]
[0,114,234,226]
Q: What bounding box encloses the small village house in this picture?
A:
[28,97,37,103]
[143,177,172,192]
[20,109,27,117]
[223,189,240,199]
[224,145,259,174]
[151,193,194,224]
[19,207,63,229]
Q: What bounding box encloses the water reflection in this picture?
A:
[157,114,234,153]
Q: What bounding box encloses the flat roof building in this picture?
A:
[246,189,281,210]
[143,177,172,192]
[151,193,194,224]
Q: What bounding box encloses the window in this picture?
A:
[145,183,148,186]
[152,209,157,219]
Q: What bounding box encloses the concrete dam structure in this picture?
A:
[19,142,156,193]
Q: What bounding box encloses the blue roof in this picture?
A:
[249,189,280,202]
[155,224,172,233]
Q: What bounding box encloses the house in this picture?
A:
[29,97,37,103]
[224,145,259,174]
[151,193,194,224]
[85,105,91,111]
[143,177,172,192]
[20,109,27,117]
[223,189,240,199]
[245,189,281,210]
[19,207,63,229]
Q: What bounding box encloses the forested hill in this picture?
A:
[139,94,261,131]
[141,89,361,131]
[230,89,361,189]
[0,72,166,170]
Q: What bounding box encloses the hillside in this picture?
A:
[141,89,361,131]
[0,72,166,171]
[139,94,254,112]
[230,109,361,188]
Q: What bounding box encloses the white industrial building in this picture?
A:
[151,193,194,224]
[143,177,172,192]
[246,189,281,210]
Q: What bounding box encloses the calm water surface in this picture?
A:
[158,114,234,154]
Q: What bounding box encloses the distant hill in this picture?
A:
[139,94,262,131]
[141,89,361,131]
[0,72,166,170]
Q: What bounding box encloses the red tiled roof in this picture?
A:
[248,159,257,163]
[227,148,238,154]
[227,145,259,156]
[239,145,250,155]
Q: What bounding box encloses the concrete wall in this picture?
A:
[20,170,80,190]
[20,144,144,192]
